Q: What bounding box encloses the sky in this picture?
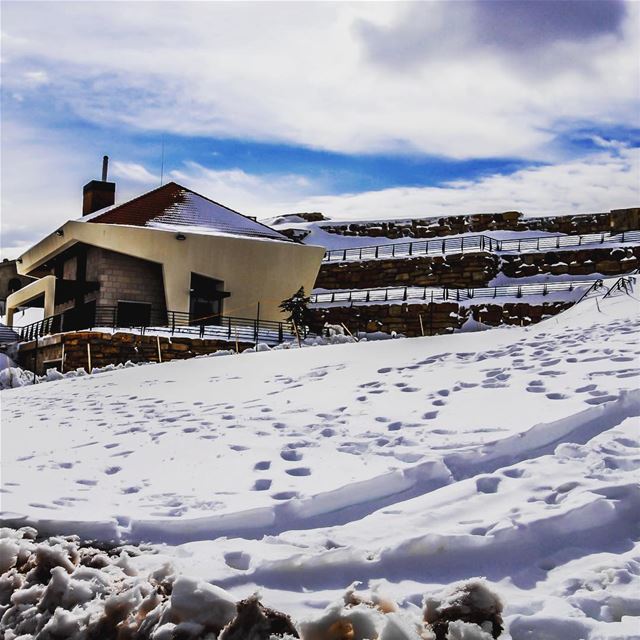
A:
[1,0,639,258]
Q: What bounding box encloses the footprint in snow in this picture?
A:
[271,491,299,501]
[253,479,272,491]
[285,467,312,477]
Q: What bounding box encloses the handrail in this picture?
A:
[310,279,602,306]
[322,230,640,263]
[15,305,298,345]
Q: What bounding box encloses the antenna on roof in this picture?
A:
[160,135,165,186]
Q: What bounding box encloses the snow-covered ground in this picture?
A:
[2,292,640,638]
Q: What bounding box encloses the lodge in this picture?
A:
[5,159,325,331]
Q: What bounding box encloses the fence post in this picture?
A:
[403,287,407,301]
[537,237,540,251]
[33,337,38,382]
[375,246,379,259]
[228,316,232,340]
[392,244,395,257]
[461,237,465,252]
[601,232,604,244]
[556,236,560,248]
[622,231,626,242]
[278,323,283,343]
[343,249,347,261]
[517,286,522,298]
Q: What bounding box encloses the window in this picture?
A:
[117,301,151,327]
[189,274,230,325]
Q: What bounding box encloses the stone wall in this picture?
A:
[317,210,616,240]
[307,300,572,338]
[315,246,640,291]
[86,247,167,310]
[317,253,500,290]
[500,246,640,278]
[17,331,253,375]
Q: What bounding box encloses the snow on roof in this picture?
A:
[82,182,290,242]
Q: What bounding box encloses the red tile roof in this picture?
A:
[84,182,289,241]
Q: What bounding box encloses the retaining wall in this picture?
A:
[317,211,616,240]
[308,300,572,338]
[315,246,640,290]
[17,331,253,375]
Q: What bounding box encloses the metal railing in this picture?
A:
[322,230,640,263]
[310,279,602,306]
[16,304,298,345]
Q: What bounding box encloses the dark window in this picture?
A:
[117,301,151,327]
[189,274,230,325]
[7,278,22,294]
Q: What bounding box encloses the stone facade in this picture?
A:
[52,246,167,316]
[17,331,253,375]
[307,300,572,338]
[85,247,166,310]
[316,246,640,291]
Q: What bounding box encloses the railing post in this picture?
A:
[359,248,363,260]
[392,244,395,257]
[537,237,540,251]
[403,287,407,301]
[442,239,445,254]
[517,286,522,298]
[278,322,283,343]
[622,231,626,242]
[556,236,560,248]
[543,284,548,296]
[375,246,379,259]
[461,237,464,252]
[601,232,604,244]
[228,316,232,340]
[343,249,347,261]
[409,242,413,256]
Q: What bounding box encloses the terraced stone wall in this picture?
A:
[315,246,640,290]
[316,253,500,289]
[318,211,613,240]
[17,331,253,375]
[307,300,572,338]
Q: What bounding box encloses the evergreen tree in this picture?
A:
[279,287,311,341]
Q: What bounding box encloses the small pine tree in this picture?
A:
[279,287,311,342]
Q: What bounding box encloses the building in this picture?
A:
[6,170,325,331]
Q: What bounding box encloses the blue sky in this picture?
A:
[2,1,639,257]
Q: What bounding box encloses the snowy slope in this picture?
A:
[2,293,639,638]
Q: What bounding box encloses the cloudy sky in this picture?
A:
[2,0,639,257]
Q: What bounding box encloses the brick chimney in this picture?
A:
[82,155,115,215]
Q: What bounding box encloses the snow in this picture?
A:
[1,290,639,638]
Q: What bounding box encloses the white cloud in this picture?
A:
[111,161,158,184]
[1,2,638,160]
[286,147,640,221]
[162,147,640,221]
